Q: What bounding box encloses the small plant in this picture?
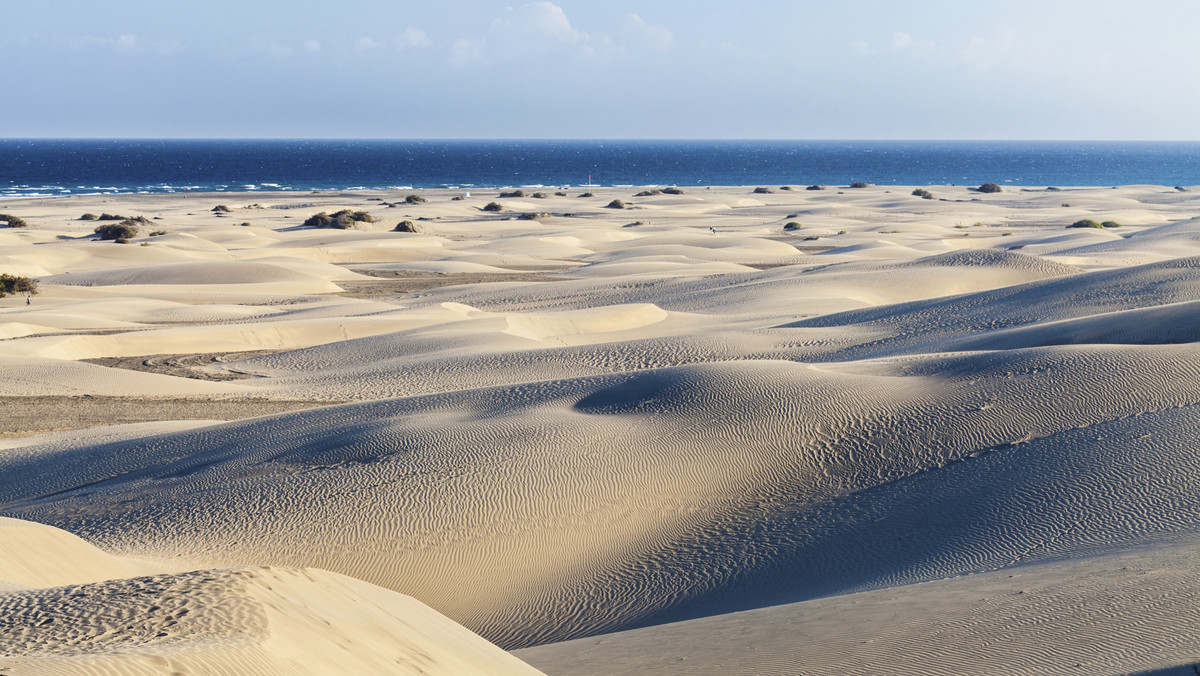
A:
[837,230,847,235]
[405,194,426,204]
[532,192,548,199]
[499,190,525,198]
[779,186,792,191]
[1062,203,1071,207]
[1002,232,1013,236]
[94,220,139,240]
[954,224,967,229]
[803,235,820,241]
[849,182,869,189]
[240,222,251,227]
[662,187,685,195]
[753,187,773,194]
[783,222,801,231]
[393,220,420,232]
[806,185,826,191]
[482,201,504,212]
[1175,186,1188,192]
[140,242,150,246]
[1067,219,1104,229]
[212,205,231,212]
[635,189,662,197]
[605,199,626,209]
[114,237,130,244]
[519,212,551,220]
[302,210,375,229]
[977,183,1002,193]
[79,213,98,221]
[0,273,37,297]
[579,192,595,198]
[0,214,27,228]
[450,196,463,201]
[1101,220,1122,228]
[149,230,168,236]
[97,213,125,221]
[554,191,567,196]
[912,188,934,199]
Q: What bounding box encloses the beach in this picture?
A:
[3,183,1200,674]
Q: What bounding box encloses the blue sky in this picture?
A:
[5,1,1199,139]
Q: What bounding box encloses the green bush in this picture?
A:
[0,273,37,297]
[605,199,626,209]
[0,214,27,228]
[1067,219,1104,229]
[532,192,548,199]
[783,222,801,231]
[94,221,139,240]
[499,190,525,198]
[1101,220,1122,228]
[79,213,98,221]
[405,194,426,204]
[519,212,551,220]
[482,202,504,212]
[977,183,1002,193]
[912,188,934,199]
[303,210,375,229]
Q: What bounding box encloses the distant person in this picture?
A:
[26,296,31,305]
[710,226,716,234]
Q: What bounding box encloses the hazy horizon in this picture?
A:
[6,1,1200,140]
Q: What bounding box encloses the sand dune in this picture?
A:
[3,185,1200,673]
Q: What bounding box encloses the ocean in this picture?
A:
[3,139,1199,198]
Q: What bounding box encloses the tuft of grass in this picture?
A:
[94,221,139,240]
[1067,219,1104,229]
[79,213,98,221]
[783,222,801,231]
[579,192,595,198]
[405,194,426,204]
[753,187,773,194]
[482,201,504,212]
[1101,220,1122,228]
[912,188,934,199]
[499,190,525,198]
[976,182,1002,193]
[0,214,28,228]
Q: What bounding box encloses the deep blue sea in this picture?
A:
[3,139,1199,198]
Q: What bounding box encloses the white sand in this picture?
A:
[2,184,1200,673]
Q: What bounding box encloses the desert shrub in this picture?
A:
[1101,220,1122,228]
[211,205,231,212]
[303,212,332,228]
[0,274,37,297]
[405,194,426,204]
[780,186,792,191]
[94,221,139,240]
[114,238,130,244]
[1176,186,1188,192]
[912,188,934,199]
[579,192,595,198]
[240,222,251,227]
[1046,186,1062,191]
[806,185,826,191]
[1067,219,1103,229]
[977,183,1002,193]
[803,235,820,241]
[519,212,551,220]
[753,187,773,194]
[849,182,869,189]
[662,187,684,195]
[635,189,662,197]
[1002,232,1013,236]
[149,230,168,236]
[97,213,125,221]
[532,192,548,199]
[482,201,504,212]
[605,199,626,209]
[783,222,801,231]
[499,190,525,198]
[79,213,98,221]
[0,214,27,228]
[303,210,374,229]
[393,220,420,233]
[555,191,567,196]
[450,196,463,201]
[837,230,847,235]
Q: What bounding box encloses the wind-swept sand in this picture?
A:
[3,184,1200,673]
